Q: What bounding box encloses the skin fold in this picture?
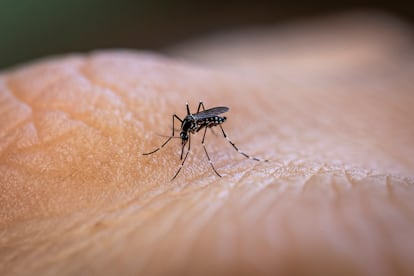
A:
[1,14,414,276]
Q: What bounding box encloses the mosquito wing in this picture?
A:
[193,106,229,120]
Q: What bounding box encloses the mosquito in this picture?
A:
[143,101,268,180]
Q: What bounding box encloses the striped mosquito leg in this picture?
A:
[219,124,269,162]
[186,102,191,115]
[143,114,182,155]
[201,127,221,177]
[171,134,191,180]
[180,140,185,160]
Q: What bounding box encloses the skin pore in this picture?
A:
[1,14,414,275]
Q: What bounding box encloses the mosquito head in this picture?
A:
[180,131,188,144]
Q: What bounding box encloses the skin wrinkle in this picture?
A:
[5,62,78,107]
[0,120,32,160]
[190,207,239,274]
[388,183,414,223]
[2,65,142,224]
[182,194,236,274]
[4,133,94,178]
[269,211,293,261]
[129,194,212,274]
[107,211,176,275]
[140,182,230,272]
[0,117,35,159]
[0,81,33,141]
[122,205,177,272]
[1,79,34,116]
[4,114,89,155]
[11,207,118,274]
[332,193,362,260]
[78,60,127,102]
[257,187,287,267]
[139,193,223,275]
[6,74,90,150]
[358,200,395,276]
[243,189,284,260]
[7,60,129,141]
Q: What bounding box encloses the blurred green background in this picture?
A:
[1,0,412,70]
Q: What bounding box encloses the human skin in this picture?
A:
[1,14,414,276]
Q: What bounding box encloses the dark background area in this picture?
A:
[1,0,413,70]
